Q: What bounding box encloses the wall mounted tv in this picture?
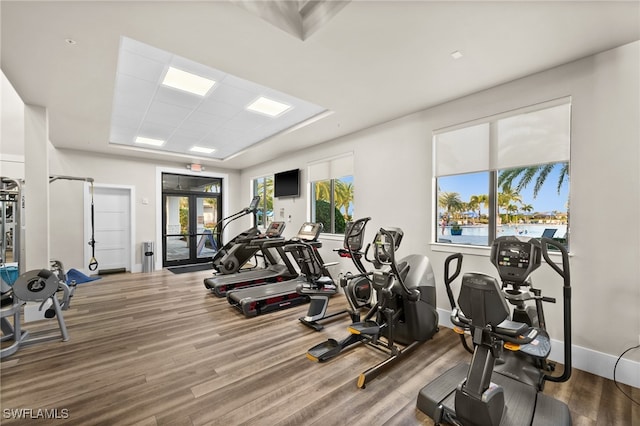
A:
[274,169,300,198]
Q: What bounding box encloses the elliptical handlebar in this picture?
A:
[539,237,572,384]
[372,228,418,300]
[444,253,463,310]
[343,217,371,275]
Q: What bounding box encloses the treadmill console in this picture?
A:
[296,222,323,242]
[264,221,286,238]
[490,236,541,284]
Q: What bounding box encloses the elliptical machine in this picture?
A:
[416,236,572,425]
[296,217,375,331]
[306,226,439,388]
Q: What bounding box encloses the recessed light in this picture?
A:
[451,50,463,60]
[162,67,216,96]
[190,146,216,154]
[246,96,292,117]
[135,136,165,147]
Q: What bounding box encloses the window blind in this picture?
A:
[308,153,354,182]
[434,101,570,177]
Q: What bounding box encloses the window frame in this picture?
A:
[251,175,274,229]
[432,98,571,252]
[309,176,354,236]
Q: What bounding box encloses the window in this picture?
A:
[308,154,354,235]
[434,100,570,248]
[252,176,274,228]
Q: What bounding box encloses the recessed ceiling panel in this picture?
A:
[109,36,328,160]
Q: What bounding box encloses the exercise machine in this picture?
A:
[297,217,375,331]
[1,267,73,359]
[203,222,299,297]
[416,236,572,425]
[210,196,262,274]
[215,220,286,275]
[306,227,439,388]
[226,222,325,317]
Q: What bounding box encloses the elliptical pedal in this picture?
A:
[347,320,380,336]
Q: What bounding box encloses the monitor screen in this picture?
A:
[274,169,299,197]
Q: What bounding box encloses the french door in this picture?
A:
[162,174,222,267]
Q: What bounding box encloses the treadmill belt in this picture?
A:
[204,264,291,297]
[227,280,309,317]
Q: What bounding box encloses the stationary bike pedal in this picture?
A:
[348,320,380,336]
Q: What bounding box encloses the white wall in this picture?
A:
[0,70,25,178]
[240,42,640,383]
[48,148,241,272]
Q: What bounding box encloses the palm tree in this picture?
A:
[499,162,569,198]
[313,180,331,201]
[498,186,523,224]
[469,194,489,219]
[439,192,464,219]
[334,180,354,219]
[520,203,534,222]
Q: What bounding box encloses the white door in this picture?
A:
[89,186,132,272]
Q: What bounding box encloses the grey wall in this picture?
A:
[240,41,640,365]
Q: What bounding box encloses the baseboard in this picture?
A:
[437,308,639,388]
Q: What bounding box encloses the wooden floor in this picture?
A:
[1,269,638,425]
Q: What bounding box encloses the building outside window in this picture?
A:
[434,99,571,248]
[252,176,274,228]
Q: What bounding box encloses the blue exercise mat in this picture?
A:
[66,268,102,284]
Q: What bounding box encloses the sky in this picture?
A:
[438,164,569,214]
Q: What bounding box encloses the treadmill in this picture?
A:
[226,223,325,317]
[416,236,572,426]
[203,223,297,297]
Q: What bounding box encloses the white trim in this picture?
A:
[436,307,640,388]
[155,167,229,271]
[84,183,135,275]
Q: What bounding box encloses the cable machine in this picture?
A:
[1,175,96,358]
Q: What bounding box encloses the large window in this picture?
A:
[252,176,274,228]
[434,100,570,248]
[308,154,354,235]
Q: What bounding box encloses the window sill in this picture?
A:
[430,242,491,257]
[429,242,571,260]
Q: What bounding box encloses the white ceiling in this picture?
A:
[110,36,327,160]
[1,1,638,171]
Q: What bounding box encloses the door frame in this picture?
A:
[161,192,222,267]
[84,183,136,274]
[156,167,229,271]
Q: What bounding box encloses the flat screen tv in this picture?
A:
[274,169,300,198]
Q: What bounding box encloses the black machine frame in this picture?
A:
[417,236,572,426]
